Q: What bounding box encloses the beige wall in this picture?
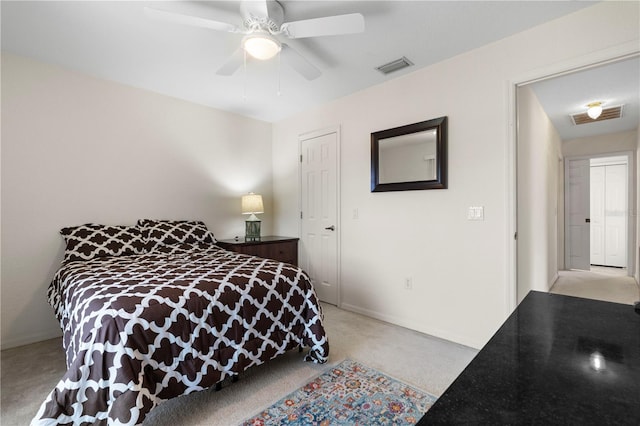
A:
[517,86,563,302]
[272,1,639,348]
[563,130,638,157]
[1,53,273,348]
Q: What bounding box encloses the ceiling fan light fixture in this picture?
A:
[243,33,281,60]
[586,101,603,119]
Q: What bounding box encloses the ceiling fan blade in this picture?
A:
[216,48,245,76]
[281,13,364,39]
[281,44,321,81]
[144,7,242,33]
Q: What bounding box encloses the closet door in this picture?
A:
[604,164,627,267]
[589,166,605,265]
[566,159,591,271]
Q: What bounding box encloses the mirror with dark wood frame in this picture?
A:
[371,116,447,192]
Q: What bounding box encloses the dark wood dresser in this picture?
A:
[216,236,299,266]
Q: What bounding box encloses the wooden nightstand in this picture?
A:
[216,236,299,266]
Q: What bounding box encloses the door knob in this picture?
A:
[325,225,335,231]
[585,218,591,223]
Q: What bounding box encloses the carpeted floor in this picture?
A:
[550,268,640,305]
[1,303,477,426]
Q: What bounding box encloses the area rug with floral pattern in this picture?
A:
[241,359,438,425]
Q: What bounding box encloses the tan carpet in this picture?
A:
[1,303,477,426]
[550,268,640,305]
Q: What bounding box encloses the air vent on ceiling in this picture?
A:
[571,105,623,125]
[375,56,414,75]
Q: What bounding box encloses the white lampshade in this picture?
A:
[243,33,281,60]
[242,192,264,215]
[587,102,603,120]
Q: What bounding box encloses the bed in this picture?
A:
[32,220,329,425]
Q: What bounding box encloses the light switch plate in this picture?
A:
[467,206,484,221]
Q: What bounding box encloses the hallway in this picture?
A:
[550,267,640,305]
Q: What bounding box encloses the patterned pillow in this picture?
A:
[137,219,216,250]
[60,224,147,262]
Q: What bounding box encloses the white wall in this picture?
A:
[1,53,273,349]
[517,86,563,302]
[272,1,639,348]
[563,130,638,157]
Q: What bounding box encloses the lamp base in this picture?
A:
[245,220,261,241]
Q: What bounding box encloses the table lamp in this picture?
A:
[241,192,264,241]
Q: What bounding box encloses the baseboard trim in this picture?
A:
[339,302,482,349]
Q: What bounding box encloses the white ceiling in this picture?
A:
[2,1,598,123]
[529,57,640,141]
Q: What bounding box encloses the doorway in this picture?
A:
[514,54,639,306]
[564,154,631,272]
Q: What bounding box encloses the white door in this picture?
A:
[566,159,590,270]
[590,165,605,265]
[590,162,628,268]
[300,129,339,305]
[604,164,627,267]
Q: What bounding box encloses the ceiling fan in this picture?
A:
[145,0,365,81]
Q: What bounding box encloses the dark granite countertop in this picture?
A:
[419,291,640,425]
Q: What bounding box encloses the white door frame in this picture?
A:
[298,125,342,307]
[564,151,634,271]
[507,42,639,313]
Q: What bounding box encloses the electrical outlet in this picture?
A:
[404,277,413,290]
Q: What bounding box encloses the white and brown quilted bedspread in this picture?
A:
[32,245,329,425]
